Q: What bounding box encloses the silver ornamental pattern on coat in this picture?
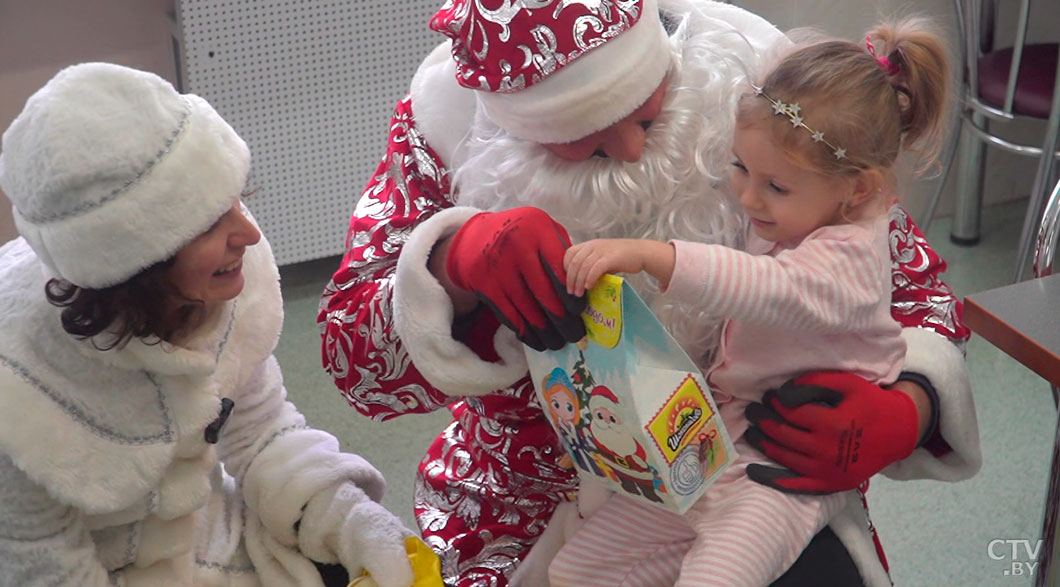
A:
[887,206,965,353]
[445,0,641,93]
[320,105,449,416]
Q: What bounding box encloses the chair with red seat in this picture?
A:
[920,0,1060,281]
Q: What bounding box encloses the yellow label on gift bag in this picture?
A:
[582,274,623,349]
[647,375,715,464]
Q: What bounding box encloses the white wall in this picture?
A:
[0,0,177,244]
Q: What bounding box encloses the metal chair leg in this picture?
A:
[1033,179,1060,278]
[920,109,962,233]
[952,113,988,245]
[1035,402,1060,587]
[1014,68,1060,282]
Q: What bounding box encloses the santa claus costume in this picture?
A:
[318,1,981,585]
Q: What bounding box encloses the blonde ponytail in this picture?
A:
[868,17,952,170]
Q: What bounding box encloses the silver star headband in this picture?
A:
[752,85,847,160]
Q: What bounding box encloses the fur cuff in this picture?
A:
[392,207,530,396]
[243,513,323,587]
[298,481,370,565]
[243,429,385,547]
[337,500,415,587]
[883,328,982,481]
[828,492,892,587]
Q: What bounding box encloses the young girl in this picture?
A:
[549,17,950,587]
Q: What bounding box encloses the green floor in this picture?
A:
[275,199,1052,586]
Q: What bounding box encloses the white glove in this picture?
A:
[299,482,415,587]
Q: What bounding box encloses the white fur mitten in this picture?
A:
[298,482,415,587]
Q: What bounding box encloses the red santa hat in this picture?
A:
[430,0,672,144]
[589,385,621,411]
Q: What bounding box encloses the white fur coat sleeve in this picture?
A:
[883,327,982,481]
[216,357,387,549]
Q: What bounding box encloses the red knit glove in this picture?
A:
[446,207,586,351]
[743,371,920,494]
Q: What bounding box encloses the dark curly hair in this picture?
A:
[45,258,205,351]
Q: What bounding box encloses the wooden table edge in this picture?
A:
[964,296,1060,387]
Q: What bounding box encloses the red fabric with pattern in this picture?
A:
[429,0,644,93]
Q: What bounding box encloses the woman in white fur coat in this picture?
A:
[0,63,420,587]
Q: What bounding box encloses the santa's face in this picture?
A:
[451,23,754,368]
[450,52,745,246]
[541,82,667,163]
[590,401,637,456]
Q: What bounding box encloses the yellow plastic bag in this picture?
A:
[348,536,444,587]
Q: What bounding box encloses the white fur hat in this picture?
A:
[0,62,249,289]
[430,0,672,144]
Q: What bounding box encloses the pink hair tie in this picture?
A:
[866,36,900,76]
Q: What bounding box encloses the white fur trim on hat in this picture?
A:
[478,0,673,144]
[0,62,248,289]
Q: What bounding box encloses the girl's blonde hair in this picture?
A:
[737,17,951,180]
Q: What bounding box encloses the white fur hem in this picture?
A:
[392,207,530,396]
[830,492,892,587]
[883,327,982,481]
[243,428,385,546]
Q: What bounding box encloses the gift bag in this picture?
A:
[525,275,735,514]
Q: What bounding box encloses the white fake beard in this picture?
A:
[452,21,755,368]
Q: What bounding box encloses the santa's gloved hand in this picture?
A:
[446,207,586,351]
[299,483,415,587]
[743,372,919,494]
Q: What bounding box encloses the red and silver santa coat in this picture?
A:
[319,2,980,586]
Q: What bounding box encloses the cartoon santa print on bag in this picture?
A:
[586,385,665,503]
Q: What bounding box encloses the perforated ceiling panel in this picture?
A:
[177,0,442,265]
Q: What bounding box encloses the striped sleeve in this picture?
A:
[665,227,886,333]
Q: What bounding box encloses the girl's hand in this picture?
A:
[563,239,675,296]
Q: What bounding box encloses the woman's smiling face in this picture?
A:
[166,200,261,306]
